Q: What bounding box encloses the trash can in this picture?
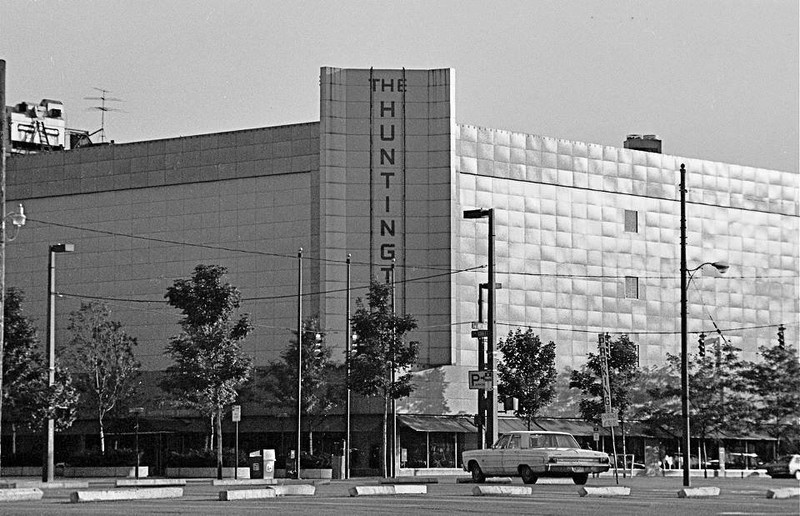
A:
[248,449,275,480]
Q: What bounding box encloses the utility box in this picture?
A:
[248,449,275,479]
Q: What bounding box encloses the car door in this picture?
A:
[501,433,524,474]
[483,434,511,475]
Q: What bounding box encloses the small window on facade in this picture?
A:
[624,210,638,233]
[625,276,639,299]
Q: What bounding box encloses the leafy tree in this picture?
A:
[349,279,418,477]
[570,334,640,463]
[162,264,253,479]
[742,339,800,453]
[569,334,640,424]
[497,328,557,429]
[260,316,345,454]
[640,338,753,461]
[63,301,140,453]
[2,288,78,434]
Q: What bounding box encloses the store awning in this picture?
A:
[397,415,477,433]
[497,417,531,433]
[534,418,597,435]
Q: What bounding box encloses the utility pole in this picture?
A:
[0,59,7,477]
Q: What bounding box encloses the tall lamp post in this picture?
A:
[345,254,351,479]
[463,208,497,448]
[680,162,729,487]
[295,248,302,480]
[43,243,75,483]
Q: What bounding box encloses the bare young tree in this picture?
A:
[64,301,140,453]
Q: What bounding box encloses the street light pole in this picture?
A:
[476,284,486,449]
[390,259,397,478]
[680,163,690,487]
[43,243,74,483]
[345,254,351,479]
[464,208,497,448]
[296,248,303,480]
[680,164,730,486]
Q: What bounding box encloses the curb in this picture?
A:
[212,479,277,486]
[116,479,187,487]
[457,477,513,484]
[766,487,799,499]
[17,481,90,489]
[677,486,720,498]
[349,485,427,497]
[578,486,631,497]
[472,485,533,496]
[0,488,43,502]
[70,487,184,503]
[380,477,438,484]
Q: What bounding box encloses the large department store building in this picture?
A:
[5,67,798,473]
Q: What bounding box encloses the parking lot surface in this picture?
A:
[0,475,796,515]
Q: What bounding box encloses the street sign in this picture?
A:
[468,370,493,390]
[471,322,487,330]
[231,405,241,422]
[471,329,489,338]
[601,410,619,428]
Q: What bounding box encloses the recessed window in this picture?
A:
[624,210,638,233]
[625,276,639,299]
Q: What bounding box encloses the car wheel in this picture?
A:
[520,466,538,484]
[470,463,485,483]
[572,473,589,485]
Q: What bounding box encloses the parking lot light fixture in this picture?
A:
[43,243,75,483]
[463,208,497,448]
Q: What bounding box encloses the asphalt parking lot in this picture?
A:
[0,475,797,515]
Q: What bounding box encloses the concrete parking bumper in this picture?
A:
[677,486,720,498]
[766,487,799,499]
[70,487,184,503]
[349,485,427,496]
[0,488,43,502]
[219,484,316,500]
[472,485,533,496]
[578,486,631,497]
[219,489,277,501]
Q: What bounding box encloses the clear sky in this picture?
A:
[3,0,798,172]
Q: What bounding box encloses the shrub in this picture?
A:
[66,448,138,467]
[165,448,247,468]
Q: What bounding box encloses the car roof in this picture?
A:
[503,431,572,435]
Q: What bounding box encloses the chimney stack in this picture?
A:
[624,134,661,154]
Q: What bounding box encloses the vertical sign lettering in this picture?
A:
[370,76,406,283]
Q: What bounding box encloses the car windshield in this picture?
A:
[529,433,580,448]
[774,455,794,462]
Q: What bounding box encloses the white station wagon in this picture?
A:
[462,431,610,485]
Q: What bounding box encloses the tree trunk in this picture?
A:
[208,414,214,451]
[216,407,223,480]
[99,413,106,454]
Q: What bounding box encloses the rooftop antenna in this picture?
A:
[84,88,124,143]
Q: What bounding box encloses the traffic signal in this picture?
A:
[698,332,706,357]
[777,325,785,348]
[503,397,518,412]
